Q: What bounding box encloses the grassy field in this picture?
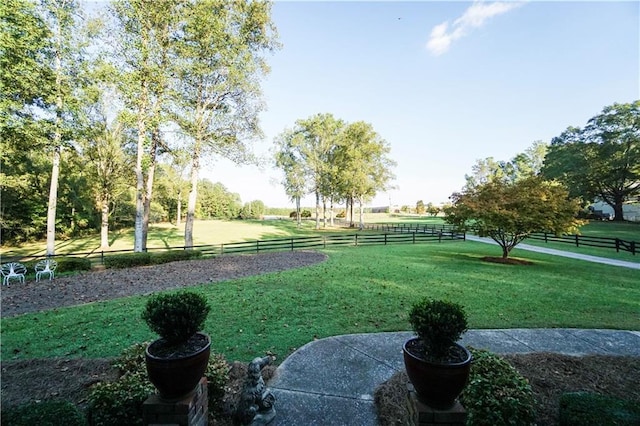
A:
[2,241,638,363]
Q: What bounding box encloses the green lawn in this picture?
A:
[2,241,638,364]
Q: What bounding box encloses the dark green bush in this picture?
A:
[461,348,535,426]
[104,252,152,269]
[149,249,203,265]
[408,298,468,360]
[1,400,87,426]
[56,257,92,272]
[301,209,312,218]
[142,291,210,345]
[559,392,640,426]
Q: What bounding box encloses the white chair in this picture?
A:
[1,262,27,285]
[35,259,58,281]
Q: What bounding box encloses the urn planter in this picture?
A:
[403,337,472,410]
[145,332,211,401]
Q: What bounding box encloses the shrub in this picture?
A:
[149,250,203,265]
[336,210,346,218]
[1,400,87,426]
[206,353,231,417]
[111,342,149,375]
[301,209,311,218]
[87,372,153,426]
[104,252,151,269]
[56,256,92,272]
[461,348,535,426]
[142,291,210,345]
[559,392,640,426]
[289,211,298,218]
[408,298,468,360]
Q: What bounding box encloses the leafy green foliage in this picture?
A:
[206,353,231,417]
[142,291,210,344]
[1,400,87,426]
[446,177,584,258]
[408,298,468,360]
[461,348,536,426]
[558,392,640,426]
[56,257,92,272]
[87,371,152,426]
[542,101,640,221]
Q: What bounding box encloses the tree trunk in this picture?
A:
[295,196,301,228]
[323,199,327,228]
[315,191,320,229]
[100,195,109,249]
[358,198,364,230]
[330,198,334,227]
[133,83,148,253]
[348,197,354,227]
[141,129,160,250]
[185,145,200,249]
[176,189,182,227]
[501,245,511,259]
[613,198,625,221]
[46,145,61,256]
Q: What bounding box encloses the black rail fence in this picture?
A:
[526,232,637,255]
[4,229,465,266]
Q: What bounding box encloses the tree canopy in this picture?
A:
[274,114,395,229]
[445,177,583,259]
[542,101,640,221]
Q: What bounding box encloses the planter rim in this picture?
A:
[146,331,211,361]
[403,336,472,367]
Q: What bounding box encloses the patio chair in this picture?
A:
[1,262,27,285]
[35,259,58,282]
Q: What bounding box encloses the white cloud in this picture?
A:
[426,1,525,56]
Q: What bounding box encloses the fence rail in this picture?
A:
[3,230,466,265]
[526,232,637,255]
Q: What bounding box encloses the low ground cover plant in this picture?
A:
[559,392,640,426]
[1,400,87,426]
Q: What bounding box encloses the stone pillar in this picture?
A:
[406,383,466,426]
[143,377,208,426]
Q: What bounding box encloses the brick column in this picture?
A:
[406,383,466,426]
[143,377,208,426]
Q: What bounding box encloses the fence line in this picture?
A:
[526,232,637,255]
[4,230,466,265]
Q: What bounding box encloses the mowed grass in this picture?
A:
[2,241,638,363]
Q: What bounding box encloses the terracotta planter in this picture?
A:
[403,337,472,409]
[145,332,211,401]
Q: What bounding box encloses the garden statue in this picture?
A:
[237,356,276,425]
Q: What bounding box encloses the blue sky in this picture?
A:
[200,1,638,208]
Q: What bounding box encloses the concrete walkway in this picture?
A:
[465,235,640,269]
[269,329,640,425]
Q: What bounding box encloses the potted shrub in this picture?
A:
[142,291,211,401]
[402,298,472,409]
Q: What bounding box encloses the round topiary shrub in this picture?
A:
[408,298,468,360]
[141,291,210,346]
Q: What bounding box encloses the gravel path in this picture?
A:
[0,251,327,318]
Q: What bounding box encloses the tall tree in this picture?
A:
[445,177,583,259]
[274,132,307,227]
[171,0,278,248]
[542,101,640,221]
[274,114,344,229]
[335,121,395,228]
[110,0,180,251]
[40,0,91,255]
